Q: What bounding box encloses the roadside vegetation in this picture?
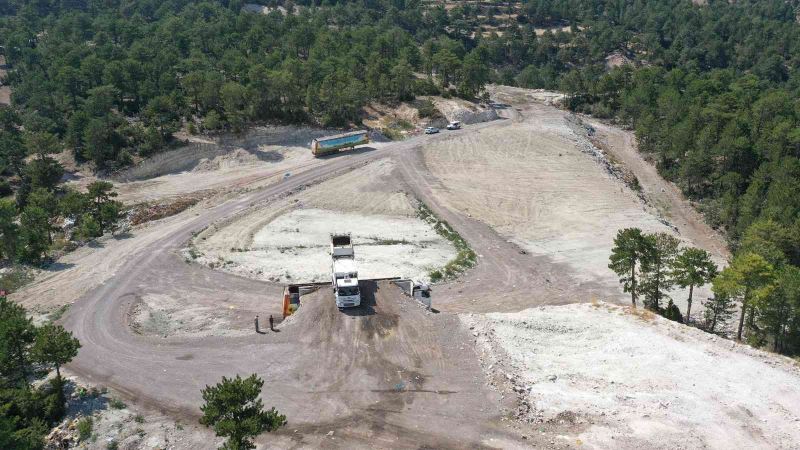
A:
[418,202,476,282]
[610,227,800,357]
[0,173,123,269]
[0,294,82,449]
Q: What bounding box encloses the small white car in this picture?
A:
[446,121,461,130]
[424,127,439,134]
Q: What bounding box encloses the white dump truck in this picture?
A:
[331,234,361,308]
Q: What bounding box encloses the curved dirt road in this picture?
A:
[51,90,723,447]
[61,119,565,447]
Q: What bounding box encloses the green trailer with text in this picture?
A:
[311,130,370,156]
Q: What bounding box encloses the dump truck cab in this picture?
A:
[331,234,361,308]
[334,277,360,308]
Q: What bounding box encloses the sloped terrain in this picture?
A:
[466,303,800,449]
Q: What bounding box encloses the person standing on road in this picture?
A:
[255,315,260,333]
[269,315,274,331]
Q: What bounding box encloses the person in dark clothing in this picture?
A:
[269,314,274,331]
[254,315,260,333]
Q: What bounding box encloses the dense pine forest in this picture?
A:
[0,1,799,341]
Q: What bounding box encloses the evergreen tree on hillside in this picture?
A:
[0,297,36,385]
[713,253,775,341]
[640,232,680,312]
[673,247,718,323]
[702,293,736,334]
[609,228,654,307]
[200,374,286,450]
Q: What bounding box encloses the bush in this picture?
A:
[77,416,93,442]
[76,213,101,240]
[42,381,66,421]
[413,78,440,96]
[416,100,442,119]
[0,266,34,293]
[203,110,223,131]
[0,180,12,197]
[109,398,126,409]
[661,300,684,323]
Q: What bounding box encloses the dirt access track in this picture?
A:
[13,85,761,448]
[50,116,564,448]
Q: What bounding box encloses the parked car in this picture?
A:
[446,121,461,130]
[424,127,439,134]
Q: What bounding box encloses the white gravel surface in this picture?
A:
[197,208,456,283]
[193,160,458,284]
[465,303,800,449]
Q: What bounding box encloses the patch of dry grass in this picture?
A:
[129,196,204,225]
[624,305,656,322]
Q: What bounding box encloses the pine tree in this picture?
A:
[18,206,50,263]
[33,324,80,416]
[712,253,775,341]
[751,266,800,353]
[609,228,653,306]
[673,247,718,323]
[640,232,680,312]
[0,297,37,385]
[200,374,286,450]
[702,293,736,334]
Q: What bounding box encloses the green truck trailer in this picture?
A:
[311,130,369,156]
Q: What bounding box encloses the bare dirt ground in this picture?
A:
[466,303,800,449]
[0,55,11,105]
[362,102,425,138]
[583,118,730,261]
[67,125,335,204]
[9,85,784,449]
[428,85,727,317]
[195,208,455,283]
[69,281,551,448]
[242,3,294,15]
[46,377,212,449]
[422,92,673,294]
[427,96,499,124]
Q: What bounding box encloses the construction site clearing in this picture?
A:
[10,85,800,449]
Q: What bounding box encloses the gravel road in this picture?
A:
[60,119,554,447]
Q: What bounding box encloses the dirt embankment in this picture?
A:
[81,126,329,204]
[427,96,499,124]
[582,117,729,262]
[428,85,724,318]
[465,303,800,449]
